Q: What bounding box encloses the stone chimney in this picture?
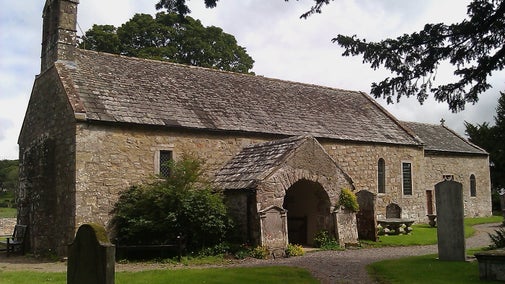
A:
[40,0,79,73]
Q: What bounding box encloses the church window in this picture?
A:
[158,150,173,178]
[378,158,386,193]
[470,174,476,197]
[402,162,413,196]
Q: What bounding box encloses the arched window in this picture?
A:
[378,158,386,193]
[470,174,476,197]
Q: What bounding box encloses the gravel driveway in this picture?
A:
[0,223,501,284]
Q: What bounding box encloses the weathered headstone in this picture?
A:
[67,223,115,284]
[356,190,377,241]
[334,209,359,247]
[386,203,401,219]
[259,206,288,258]
[435,180,466,261]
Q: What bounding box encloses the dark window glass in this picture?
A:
[402,162,412,195]
[378,158,386,193]
[159,150,173,178]
[470,174,476,197]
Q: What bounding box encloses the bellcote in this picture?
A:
[41,0,79,73]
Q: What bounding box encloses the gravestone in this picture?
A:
[499,188,505,222]
[259,206,288,258]
[356,190,377,241]
[334,209,359,247]
[435,180,466,261]
[67,223,115,284]
[386,203,401,218]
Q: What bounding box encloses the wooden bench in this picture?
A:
[116,236,183,261]
[0,224,28,256]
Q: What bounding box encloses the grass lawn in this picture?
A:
[0,266,318,284]
[0,207,16,218]
[367,251,502,283]
[367,217,504,283]
[362,216,502,247]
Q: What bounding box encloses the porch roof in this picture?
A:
[214,136,309,190]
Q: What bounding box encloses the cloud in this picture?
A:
[0,118,11,140]
[0,117,18,160]
[0,0,502,159]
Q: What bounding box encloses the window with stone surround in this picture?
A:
[157,150,173,178]
[378,158,386,193]
[470,174,476,197]
[402,162,413,196]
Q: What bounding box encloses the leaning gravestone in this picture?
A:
[67,223,115,284]
[435,180,466,261]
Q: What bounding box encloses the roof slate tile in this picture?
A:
[58,49,420,145]
[402,121,487,155]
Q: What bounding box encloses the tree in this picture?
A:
[80,12,254,74]
[79,25,121,54]
[156,0,505,112]
[110,155,233,252]
[465,91,505,191]
[0,160,18,197]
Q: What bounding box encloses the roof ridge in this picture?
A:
[440,124,488,154]
[401,120,487,155]
[77,48,362,95]
[69,49,422,145]
[361,96,422,145]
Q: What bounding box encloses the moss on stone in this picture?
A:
[83,223,111,245]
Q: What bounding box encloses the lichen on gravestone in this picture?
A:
[67,223,115,284]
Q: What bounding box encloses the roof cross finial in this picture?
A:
[440,118,445,126]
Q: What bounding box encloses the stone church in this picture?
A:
[18,0,492,255]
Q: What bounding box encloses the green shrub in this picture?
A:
[313,230,341,250]
[337,188,359,212]
[250,245,269,259]
[234,249,250,259]
[197,242,231,257]
[111,155,233,252]
[285,243,305,257]
[489,228,505,249]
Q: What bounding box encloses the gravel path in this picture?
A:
[237,223,502,283]
[0,223,501,283]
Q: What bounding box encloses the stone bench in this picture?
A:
[475,249,505,281]
[377,218,414,235]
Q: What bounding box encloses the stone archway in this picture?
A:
[282,179,331,246]
[215,135,357,251]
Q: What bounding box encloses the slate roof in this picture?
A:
[57,49,420,146]
[214,136,309,190]
[402,121,487,155]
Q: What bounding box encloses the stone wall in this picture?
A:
[76,123,490,229]
[74,124,271,229]
[322,142,427,221]
[424,154,491,217]
[18,67,77,255]
[74,123,428,237]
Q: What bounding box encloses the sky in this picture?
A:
[0,0,504,160]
